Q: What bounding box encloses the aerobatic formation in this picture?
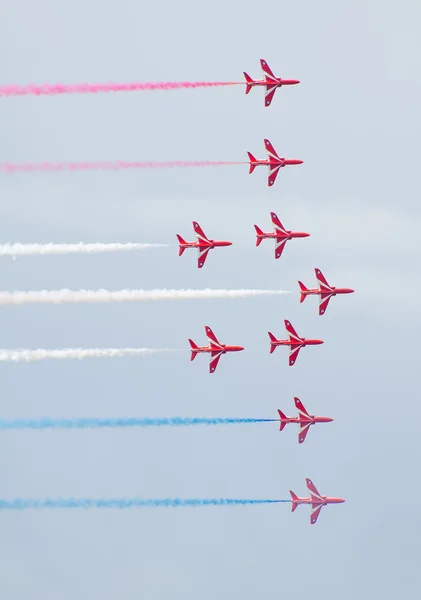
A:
[1,58,352,525]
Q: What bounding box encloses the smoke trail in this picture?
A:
[0,161,245,174]
[0,417,278,430]
[0,288,289,306]
[0,243,169,257]
[0,81,243,98]
[0,348,176,362]
[0,498,290,510]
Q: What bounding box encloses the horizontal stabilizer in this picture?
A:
[268,331,277,353]
[277,409,287,431]
[298,281,308,303]
[289,490,299,511]
[176,235,187,256]
[247,152,257,174]
[243,72,253,94]
[188,339,198,361]
[254,225,264,246]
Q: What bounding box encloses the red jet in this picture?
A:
[188,326,244,373]
[278,397,333,444]
[290,478,345,525]
[176,222,232,269]
[254,212,310,259]
[268,320,323,366]
[247,139,303,187]
[243,59,300,107]
[299,268,354,315]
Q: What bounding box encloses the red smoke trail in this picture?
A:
[0,81,242,97]
[0,161,245,174]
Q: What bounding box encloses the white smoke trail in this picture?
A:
[0,289,289,305]
[0,348,177,362]
[0,243,169,257]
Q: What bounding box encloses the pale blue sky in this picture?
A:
[0,0,420,598]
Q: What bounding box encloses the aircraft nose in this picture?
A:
[316,340,324,345]
[235,346,245,352]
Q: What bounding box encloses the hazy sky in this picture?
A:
[0,1,420,598]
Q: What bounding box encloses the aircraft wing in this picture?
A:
[289,345,302,366]
[260,59,277,80]
[193,222,209,243]
[209,350,223,373]
[306,478,323,500]
[298,422,311,444]
[294,397,310,418]
[315,268,332,291]
[205,326,222,347]
[310,505,323,525]
[264,139,280,160]
[197,247,210,269]
[270,212,287,234]
[264,85,278,107]
[285,320,301,343]
[275,237,288,259]
[268,164,281,187]
[319,293,333,315]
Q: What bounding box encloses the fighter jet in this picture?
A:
[298,268,354,315]
[247,139,303,186]
[278,397,333,444]
[290,478,345,524]
[243,59,300,107]
[254,212,310,259]
[176,222,232,268]
[188,326,244,373]
[268,320,323,366]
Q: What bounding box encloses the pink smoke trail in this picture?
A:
[0,81,243,98]
[0,161,245,174]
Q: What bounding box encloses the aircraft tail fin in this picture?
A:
[298,281,308,303]
[254,225,264,246]
[289,490,299,511]
[188,339,198,361]
[247,152,257,174]
[243,72,253,94]
[277,409,287,431]
[176,234,187,256]
[268,332,278,353]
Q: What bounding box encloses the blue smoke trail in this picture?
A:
[0,417,277,430]
[0,498,290,510]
